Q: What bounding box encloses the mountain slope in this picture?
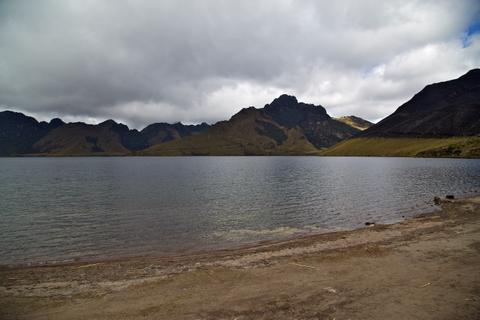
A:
[0,111,64,156]
[323,69,480,158]
[33,120,211,156]
[140,95,359,156]
[322,137,480,158]
[33,120,148,155]
[336,116,373,131]
[264,95,359,148]
[363,69,480,137]
[0,111,212,156]
[141,122,210,145]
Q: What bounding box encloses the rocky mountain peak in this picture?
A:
[267,94,299,108]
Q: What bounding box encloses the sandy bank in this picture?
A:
[1,196,480,319]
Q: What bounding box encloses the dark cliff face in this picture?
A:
[0,111,60,155]
[0,95,359,156]
[142,94,361,156]
[100,120,150,151]
[0,111,211,155]
[226,94,359,150]
[363,69,480,137]
[34,120,209,155]
[141,122,210,145]
[263,94,329,127]
[262,94,359,148]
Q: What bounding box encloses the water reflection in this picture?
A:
[1,156,479,265]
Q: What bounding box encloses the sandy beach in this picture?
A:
[1,196,479,319]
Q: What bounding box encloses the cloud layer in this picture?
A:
[1,0,479,128]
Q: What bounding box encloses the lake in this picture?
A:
[1,156,479,266]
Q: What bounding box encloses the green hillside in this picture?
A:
[139,95,358,156]
[321,137,480,158]
[335,116,373,131]
[138,107,322,156]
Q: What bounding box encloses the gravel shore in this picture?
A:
[1,196,480,319]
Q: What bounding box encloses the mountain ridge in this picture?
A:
[0,95,360,156]
[3,69,479,157]
[0,112,212,156]
[139,94,360,156]
[361,68,480,137]
[323,69,480,158]
[336,116,373,131]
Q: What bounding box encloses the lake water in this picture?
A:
[1,156,480,266]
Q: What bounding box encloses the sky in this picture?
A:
[0,0,479,129]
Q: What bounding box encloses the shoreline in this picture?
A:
[3,191,475,271]
[1,196,480,319]
[0,201,444,270]
[2,154,480,159]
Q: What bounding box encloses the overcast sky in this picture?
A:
[1,0,479,128]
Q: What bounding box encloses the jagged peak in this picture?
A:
[143,121,210,131]
[267,94,298,108]
[239,106,256,113]
[98,119,117,126]
[98,119,132,133]
[99,119,118,126]
[229,106,257,121]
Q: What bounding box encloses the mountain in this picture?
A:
[4,68,479,158]
[33,120,211,156]
[323,69,480,158]
[0,111,64,156]
[2,98,359,156]
[141,122,210,145]
[140,94,360,156]
[0,111,211,156]
[363,69,480,137]
[33,120,148,155]
[336,116,373,131]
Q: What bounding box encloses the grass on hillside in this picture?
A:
[137,126,322,156]
[321,136,480,158]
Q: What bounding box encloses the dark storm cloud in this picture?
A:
[0,0,479,128]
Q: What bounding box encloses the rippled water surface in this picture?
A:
[1,156,480,265]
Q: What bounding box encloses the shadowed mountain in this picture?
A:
[336,116,373,131]
[363,69,480,137]
[34,120,149,155]
[33,120,211,156]
[141,122,210,145]
[0,112,211,156]
[264,95,360,148]
[12,67,479,158]
[323,69,480,158]
[0,111,64,156]
[140,95,360,156]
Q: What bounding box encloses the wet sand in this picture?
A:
[1,196,480,319]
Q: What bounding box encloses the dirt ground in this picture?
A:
[1,197,480,320]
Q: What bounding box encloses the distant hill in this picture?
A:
[141,122,210,146]
[33,120,147,155]
[0,111,211,156]
[335,116,373,131]
[323,69,480,158]
[139,95,360,156]
[5,68,478,158]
